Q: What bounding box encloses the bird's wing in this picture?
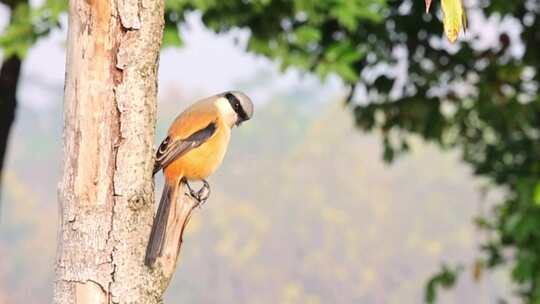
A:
[153,122,217,175]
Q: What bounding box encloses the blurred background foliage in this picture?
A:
[1,0,539,302]
[0,86,512,303]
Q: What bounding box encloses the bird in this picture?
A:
[145,91,254,266]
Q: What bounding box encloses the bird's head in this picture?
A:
[222,91,254,127]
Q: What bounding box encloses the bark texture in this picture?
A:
[154,185,200,281]
[55,0,195,302]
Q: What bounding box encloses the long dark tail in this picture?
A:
[145,180,177,266]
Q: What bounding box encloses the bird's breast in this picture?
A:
[166,123,231,181]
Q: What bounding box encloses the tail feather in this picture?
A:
[145,180,176,266]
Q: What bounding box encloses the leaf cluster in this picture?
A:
[0,0,66,58]
[171,1,540,302]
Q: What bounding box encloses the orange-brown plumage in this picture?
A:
[164,98,231,182]
[145,91,253,267]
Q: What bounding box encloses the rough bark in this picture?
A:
[154,186,200,281]
[55,0,198,302]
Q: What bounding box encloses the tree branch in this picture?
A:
[152,183,200,287]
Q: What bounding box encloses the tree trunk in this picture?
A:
[1,0,28,208]
[54,0,198,302]
[0,56,21,199]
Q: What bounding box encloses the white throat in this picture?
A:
[215,97,237,128]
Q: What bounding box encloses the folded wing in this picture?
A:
[153,122,217,175]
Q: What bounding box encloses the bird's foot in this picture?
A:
[185,180,211,207]
[196,180,211,207]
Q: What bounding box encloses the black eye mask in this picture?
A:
[225,93,249,122]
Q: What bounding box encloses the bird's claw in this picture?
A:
[196,185,210,207]
[185,180,211,207]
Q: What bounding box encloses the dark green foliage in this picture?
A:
[170,1,540,302]
[163,12,183,47]
[161,0,388,81]
[425,264,463,304]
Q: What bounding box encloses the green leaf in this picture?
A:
[0,0,66,59]
[425,264,462,303]
[533,182,540,206]
[162,24,182,47]
[315,62,331,79]
[247,37,270,55]
[512,251,536,283]
[335,63,359,82]
[44,0,68,20]
[325,41,354,62]
[0,3,35,59]
[293,26,320,45]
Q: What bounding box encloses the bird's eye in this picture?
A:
[235,102,240,109]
